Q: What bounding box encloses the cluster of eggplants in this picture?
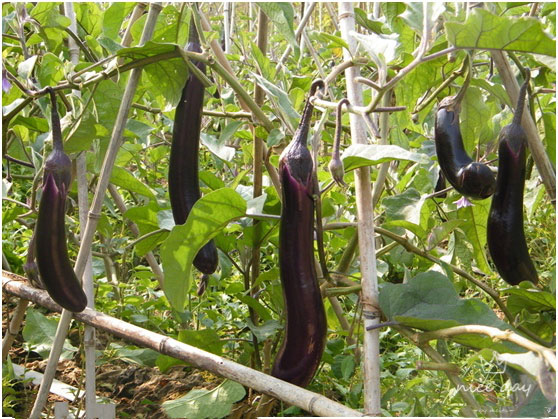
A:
[434,82,496,200]
[271,80,327,388]
[34,88,87,312]
[168,18,218,276]
[487,74,538,286]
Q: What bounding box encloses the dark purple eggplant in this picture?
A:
[487,73,538,286]
[271,80,327,388]
[434,64,496,200]
[168,18,218,276]
[328,98,349,187]
[35,88,87,312]
[434,170,447,198]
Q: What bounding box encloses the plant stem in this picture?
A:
[418,325,557,370]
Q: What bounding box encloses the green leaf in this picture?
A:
[426,219,465,250]
[384,220,426,239]
[379,271,522,352]
[30,2,71,28]
[178,329,224,357]
[36,53,64,87]
[504,287,556,315]
[102,3,135,40]
[341,144,428,171]
[117,41,186,106]
[457,198,491,273]
[461,87,493,150]
[382,188,425,226]
[257,3,298,55]
[110,166,156,201]
[66,80,124,153]
[471,78,513,109]
[108,343,159,367]
[246,319,281,342]
[252,73,298,131]
[400,3,445,35]
[17,56,37,80]
[162,380,246,419]
[542,112,556,166]
[316,32,349,51]
[161,188,247,310]
[22,308,77,360]
[200,133,235,161]
[445,9,556,57]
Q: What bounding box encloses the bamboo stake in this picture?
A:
[224,2,232,53]
[63,2,98,416]
[2,272,364,418]
[249,7,268,370]
[1,298,30,362]
[492,51,556,202]
[338,2,381,415]
[27,5,163,418]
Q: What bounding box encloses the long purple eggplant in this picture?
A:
[487,73,538,286]
[271,80,327,388]
[35,88,87,312]
[168,18,218,275]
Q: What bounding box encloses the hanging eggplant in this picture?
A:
[271,80,327,388]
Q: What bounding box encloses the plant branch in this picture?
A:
[418,325,557,371]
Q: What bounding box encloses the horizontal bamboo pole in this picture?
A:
[1,271,363,417]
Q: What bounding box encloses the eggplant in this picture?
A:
[35,88,87,312]
[271,80,327,388]
[434,96,496,200]
[168,18,218,276]
[328,98,349,187]
[434,63,496,200]
[487,73,538,286]
[434,170,447,198]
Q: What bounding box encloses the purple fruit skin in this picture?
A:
[168,20,218,275]
[271,80,327,388]
[36,173,87,312]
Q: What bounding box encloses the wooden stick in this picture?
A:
[1,298,30,362]
[2,272,364,418]
[338,3,381,415]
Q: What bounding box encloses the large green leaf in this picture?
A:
[116,41,186,106]
[341,144,429,172]
[162,380,246,419]
[22,308,77,360]
[161,188,247,310]
[379,271,522,352]
[445,8,556,57]
[124,202,167,256]
[102,2,135,40]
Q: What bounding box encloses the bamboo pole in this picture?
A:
[63,2,98,416]
[2,272,364,417]
[224,2,232,53]
[492,51,556,202]
[338,2,381,415]
[28,5,163,418]
[1,299,30,362]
